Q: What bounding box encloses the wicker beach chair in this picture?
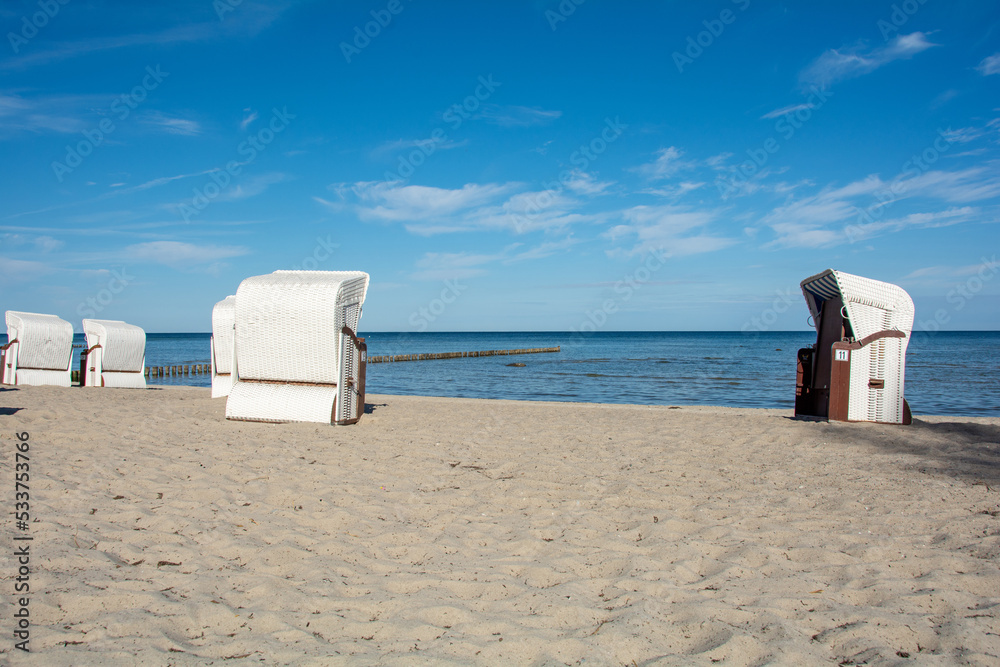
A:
[210,295,236,398]
[795,269,914,424]
[81,319,147,388]
[226,270,370,425]
[1,311,75,387]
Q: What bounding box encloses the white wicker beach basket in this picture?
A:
[226,270,369,424]
[211,295,236,398]
[82,319,147,388]
[800,269,914,423]
[3,311,74,387]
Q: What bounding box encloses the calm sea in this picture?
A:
[19,330,996,417]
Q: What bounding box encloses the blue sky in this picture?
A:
[1,0,998,333]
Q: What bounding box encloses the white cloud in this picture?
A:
[644,181,705,198]
[349,182,517,223]
[904,167,1000,203]
[371,136,467,158]
[760,103,815,120]
[215,172,289,202]
[34,236,64,252]
[606,205,733,257]
[504,237,579,263]
[562,170,613,196]
[940,127,984,144]
[122,241,249,268]
[800,32,938,89]
[327,180,604,235]
[410,251,501,281]
[410,237,581,280]
[761,166,999,247]
[475,104,562,127]
[0,256,54,281]
[0,92,108,137]
[634,147,692,180]
[976,53,1000,76]
[141,111,201,136]
[240,109,259,130]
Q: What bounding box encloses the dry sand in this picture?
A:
[1,385,999,665]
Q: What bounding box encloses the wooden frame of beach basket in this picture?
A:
[225,270,369,426]
[794,269,914,425]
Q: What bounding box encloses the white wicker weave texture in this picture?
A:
[211,295,236,398]
[82,319,147,388]
[235,272,366,383]
[5,310,74,372]
[83,320,146,372]
[227,271,369,424]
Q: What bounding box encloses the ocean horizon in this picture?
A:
[11,330,994,418]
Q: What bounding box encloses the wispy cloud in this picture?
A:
[562,170,613,196]
[0,23,215,72]
[475,104,562,127]
[977,53,1000,76]
[240,109,259,130]
[214,172,290,202]
[0,4,293,71]
[762,166,1000,247]
[410,251,503,281]
[0,257,53,282]
[605,204,733,257]
[411,238,578,280]
[0,92,106,137]
[324,180,608,235]
[370,136,468,158]
[122,241,249,269]
[504,236,579,263]
[799,32,938,89]
[761,102,815,119]
[633,147,692,180]
[140,111,201,136]
[643,181,705,198]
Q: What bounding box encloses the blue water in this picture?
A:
[4,331,998,417]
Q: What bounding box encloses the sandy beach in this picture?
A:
[2,385,998,665]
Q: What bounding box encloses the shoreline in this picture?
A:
[2,385,997,664]
[142,385,1000,421]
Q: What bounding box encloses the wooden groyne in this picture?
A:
[144,364,211,378]
[368,346,560,364]
[71,364,212,384]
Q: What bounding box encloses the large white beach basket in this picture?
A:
[226,270,369,425]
